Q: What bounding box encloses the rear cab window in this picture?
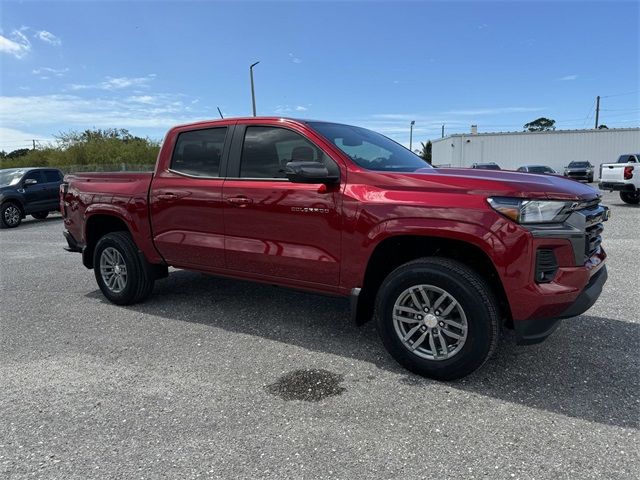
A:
[170,127,227,177]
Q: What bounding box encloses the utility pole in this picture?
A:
[594,95,600,129]
[32,139,36,150]
[441,124,445,138]
[409,121,415,151]
[250,61,260,117]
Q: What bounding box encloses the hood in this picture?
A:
[364,168,599,201]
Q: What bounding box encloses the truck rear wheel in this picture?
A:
[93,231,155,305]
[375,257,499,380]
[620,191,640,205]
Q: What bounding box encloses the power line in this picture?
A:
[601,90,639,99]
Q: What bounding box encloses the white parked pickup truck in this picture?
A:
[599,153,640,204]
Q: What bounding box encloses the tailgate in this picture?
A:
[600,164,626,182]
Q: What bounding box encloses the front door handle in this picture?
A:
[227,196,253,207]
[157,193,178,201]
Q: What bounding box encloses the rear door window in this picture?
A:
[171,127,227,177]
[43,170,62,182]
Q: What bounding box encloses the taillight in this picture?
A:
[624,166,634,180]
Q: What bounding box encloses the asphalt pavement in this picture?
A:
[1,190,638,479]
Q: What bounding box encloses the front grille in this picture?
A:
[579,199,606,260]
[535,249,558,283]
[585,222,604,258]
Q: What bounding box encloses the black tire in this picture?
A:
[32,211,49,220]
[93,231,155,305]
[620,191,640,205]
[588,175,594,183]
[375,257,499,380]
[1,202,22,228]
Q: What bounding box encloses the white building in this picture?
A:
[431,127,640,179]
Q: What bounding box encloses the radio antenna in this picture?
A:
[217,106,224,119]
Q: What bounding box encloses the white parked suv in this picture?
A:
[599,154,640,204]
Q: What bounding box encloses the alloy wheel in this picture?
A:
[99,247,128,294]
[392,284,468,361]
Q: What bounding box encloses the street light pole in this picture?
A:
[409,121,415,151]
[250,61,260,117]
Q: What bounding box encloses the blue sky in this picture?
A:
[1,0,638,152]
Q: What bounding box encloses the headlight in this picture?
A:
[487,197,574,224]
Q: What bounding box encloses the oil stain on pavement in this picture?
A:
[266,369,346,402]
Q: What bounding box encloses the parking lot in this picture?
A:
[0,190,637,479]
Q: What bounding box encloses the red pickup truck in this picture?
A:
[61,117,609,379]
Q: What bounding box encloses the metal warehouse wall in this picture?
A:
[431,128,640,179]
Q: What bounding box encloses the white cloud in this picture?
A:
[0,94,204,133]
[558,74,578,81]
[275,104,310,114]
[69,74,157,91]
[0,127,54,151]
[35,30,61,46]
[288,52,302,64]
[442,107,545,116]
[128,95,156,104]
[0,30,31,59]
[32,67,69,78]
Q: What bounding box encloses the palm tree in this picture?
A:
[416,141,432,164]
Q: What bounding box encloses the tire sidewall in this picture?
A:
[1,202,22,228]
[376,262,495,379]
[93,235,139,304]
[620,191,640,205]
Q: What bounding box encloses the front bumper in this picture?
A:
[514,266,607,345]
[598,181,636,192]
[565,171,592,181]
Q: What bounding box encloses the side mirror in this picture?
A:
[285,161,339,184]
[23,178,38,187]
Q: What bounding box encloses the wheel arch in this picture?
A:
[353,234,512,327]
[1,196,25,216]
[83,213,132,268]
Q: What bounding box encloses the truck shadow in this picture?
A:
[89,269,639,430]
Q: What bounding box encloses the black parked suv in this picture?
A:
[563,161,594,182]
[0,167,64,228]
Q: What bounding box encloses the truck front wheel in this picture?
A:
[375,257,499,380]
[93,231,155,305]
[620,190,640,205]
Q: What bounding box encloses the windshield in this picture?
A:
[308,122,432,172]
[528,166,554,174]
[568,161,590,168]
[0,169,26,186]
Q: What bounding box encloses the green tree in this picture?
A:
[523,117,556,132]
[597,124,609,129]
[417,141,432,164]
[6,148,31,159]
[0,128,160,170]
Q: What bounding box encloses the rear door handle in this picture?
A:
[227,196,253,206]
